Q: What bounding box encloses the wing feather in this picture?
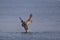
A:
[26,14,32,26]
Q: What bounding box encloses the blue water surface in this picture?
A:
[0,32,60,40]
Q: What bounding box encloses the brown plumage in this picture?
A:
[19,14,32,32]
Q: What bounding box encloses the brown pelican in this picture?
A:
[19,14,32,32]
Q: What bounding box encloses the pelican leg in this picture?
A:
[24,26,30,32]
[26,30,27,32]
[25,28,28,32]
[25,29,30,32]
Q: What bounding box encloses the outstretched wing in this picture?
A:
[19,17,24,23]
[26,14,32,26]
